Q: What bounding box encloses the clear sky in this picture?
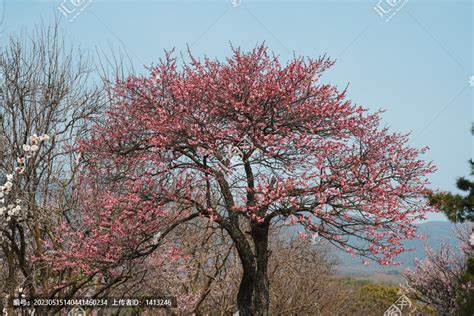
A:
[2,0,473,221]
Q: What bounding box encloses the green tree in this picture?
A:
[429,124,474,315]
[429,125,474,222]
[345,282,434,315]
[458,256,474,315]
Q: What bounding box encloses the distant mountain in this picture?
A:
[333,221,461,283]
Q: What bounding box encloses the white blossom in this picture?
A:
[30,145,39,152]
[40,134,50,141]
[30,134,38,144]
[23,144,31,151]
[152,231,162,243]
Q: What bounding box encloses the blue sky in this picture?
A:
[2,0,473,221]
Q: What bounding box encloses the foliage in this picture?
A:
[348,283,400,314]
[429,125,474,222]
[0,26,438,315]
[64,44,436,314]
[402,233,472,315]
[0,23,103,315]
[458,255,474,315]
[426,125,474,315]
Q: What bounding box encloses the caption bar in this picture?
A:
[12,297,177,309]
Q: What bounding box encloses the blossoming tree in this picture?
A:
[402,230,473,315]
[0,24,103,315]
[77,45,435,315]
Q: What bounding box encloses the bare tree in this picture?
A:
[0,22,103,315]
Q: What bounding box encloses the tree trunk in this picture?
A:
[237,263,256,315]
[237,221,270,316]
[6,246,16,316]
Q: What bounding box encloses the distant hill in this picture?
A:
[333,221,461,283]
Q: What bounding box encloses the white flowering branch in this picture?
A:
[0,133,50,224]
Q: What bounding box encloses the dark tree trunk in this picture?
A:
[237,263,256,315]
[217,165,271,315]
[251,221,270,314]
[237,221,270,316]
